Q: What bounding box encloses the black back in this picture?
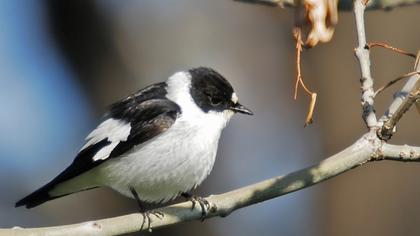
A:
[108,82,168,121]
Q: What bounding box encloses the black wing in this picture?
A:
[16,83,181,208]
[108,82,168,121]
[109,99,181,158]
[106,82,181,157]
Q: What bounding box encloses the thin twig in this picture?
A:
[375,71,420,96]
[293,28,304,100]
[416,53,420,114]
[293,28,318,126]
[366,42,417,58]
[354,0,378,129]
[304,93,317,127]
[368,43,417,96]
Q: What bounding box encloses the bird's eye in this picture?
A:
[210,97,222,106]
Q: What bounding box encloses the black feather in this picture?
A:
[108,82,168,121]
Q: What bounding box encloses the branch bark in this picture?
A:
[354,0,378,129]
[379,143,420,162]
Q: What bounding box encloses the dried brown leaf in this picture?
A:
[295,0,338,47]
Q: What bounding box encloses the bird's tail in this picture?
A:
[16,151,102,208]
[15,182,64,209]
[15,174,98,209]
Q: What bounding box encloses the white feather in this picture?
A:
[92,142,120,161]
[82,118,131,161]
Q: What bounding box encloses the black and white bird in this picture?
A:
[15,67,252,216]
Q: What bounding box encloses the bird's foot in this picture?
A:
[140,210,164,232]
[181,193,210,221]
[130,187,164,232]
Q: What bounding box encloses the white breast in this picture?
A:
[96,72,234,203]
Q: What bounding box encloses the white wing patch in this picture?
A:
[81,118,131,161]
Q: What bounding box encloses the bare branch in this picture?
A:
[375,71,420,96]
[354,0,378,129]
[366,42,417,58]
[379,83,420,140]
[376,143,420,162]
[235,0,420,10]
[379,56,420,140]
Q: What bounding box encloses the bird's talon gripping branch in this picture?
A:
[140,210,164,232]
[182,193,211,220]
[152,210,165,219]
[129,187,164,231]
[140,212,149,231]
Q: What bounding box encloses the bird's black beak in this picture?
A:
[230,103,253,115]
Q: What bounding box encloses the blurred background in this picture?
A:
[0,1,419,235]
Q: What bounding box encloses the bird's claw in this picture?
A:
[188,196,210,221]
[140,210,165,232]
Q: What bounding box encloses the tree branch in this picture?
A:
[5,134,420,235]
[235,0,420,10]
[379,81,420,139]
[354,0,378,129]
[378,143,420,162]
[379,60,420,140]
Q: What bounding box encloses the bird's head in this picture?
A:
[188,67,253,116]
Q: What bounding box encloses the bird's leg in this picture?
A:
[129,187,164,232]
[181,192,210,221]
